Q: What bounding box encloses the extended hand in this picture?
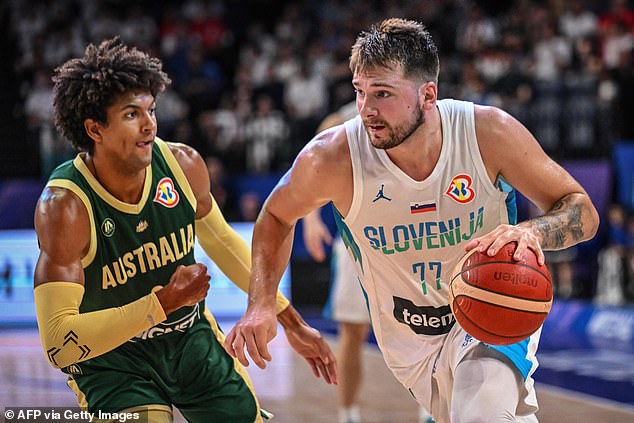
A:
[302,211,333,262]
[283,320,338,385]
[224,305,278,369]
[464,223,545,265]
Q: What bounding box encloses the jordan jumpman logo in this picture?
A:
[373,184,392,202]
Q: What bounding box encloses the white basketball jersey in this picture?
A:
[339,99,514,389]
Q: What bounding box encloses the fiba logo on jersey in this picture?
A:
[101,218,115,237]
[154,177,180,208]
[445,173,475,204]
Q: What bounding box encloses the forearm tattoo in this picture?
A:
[530,195,585,250]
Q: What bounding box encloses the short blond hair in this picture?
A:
[349,18,439,83]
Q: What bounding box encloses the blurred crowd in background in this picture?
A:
[1,0,634,303]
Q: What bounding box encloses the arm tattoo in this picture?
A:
[530,196,585,250]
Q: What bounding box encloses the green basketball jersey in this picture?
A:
[46,138,202,349]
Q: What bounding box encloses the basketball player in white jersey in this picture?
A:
[226,18,599,423]
[304,101,435,423]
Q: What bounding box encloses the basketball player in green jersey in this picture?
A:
[33,37,336,423]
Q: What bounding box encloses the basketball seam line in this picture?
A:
[453,304,539,340]
[460,280,552,302]
[451,282,552,313]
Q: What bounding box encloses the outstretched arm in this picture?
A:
[466,106,600,264]
[170,141,338,383]
[223,126,351,378]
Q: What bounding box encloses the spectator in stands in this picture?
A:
[243,93,290,173]
[598,0,634,35]
[285,59,329,155]
[532,20,572,82]
[596,203,629,304]
[559,0,598,42]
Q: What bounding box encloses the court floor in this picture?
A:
[1,327,633,423]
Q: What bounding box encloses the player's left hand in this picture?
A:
[283,321,338,385]
[224,303,278,369]
[464,223,545,265]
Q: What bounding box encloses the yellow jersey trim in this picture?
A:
[73,154,152,215]
[155,137,197,214]
[67,377,89,409]
[45,179,97,269]
[203,308,264,423]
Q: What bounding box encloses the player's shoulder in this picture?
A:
[164,140,207,181]
[35,185,90,243]
[36,185,85,218]
[162,139,210,214]
[299,124,351,170]
[165,140,202,166]
[473,104,516,140]
[473,104,540,176]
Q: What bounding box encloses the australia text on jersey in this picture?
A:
[101,223,194,289]
[363,207,484,254]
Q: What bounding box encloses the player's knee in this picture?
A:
[452,354,522,423]
[340,322,369,343]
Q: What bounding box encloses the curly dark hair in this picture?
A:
[52,37,171,153]
[350,18,439,84]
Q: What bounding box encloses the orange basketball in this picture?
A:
[449,243,553,346]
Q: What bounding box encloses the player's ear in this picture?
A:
[84,118,104,143]
[419,81,437,111]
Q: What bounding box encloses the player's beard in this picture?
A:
[364,100,425,150]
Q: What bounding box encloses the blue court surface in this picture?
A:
[536,300,634,406]
[306,299,634,407]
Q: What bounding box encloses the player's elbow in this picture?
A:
[586,199,600,241]
[38,319,86,370]
[573,192,600,242]
[46,355,68,370]
[40,337,90,370]
[39,338,72,369]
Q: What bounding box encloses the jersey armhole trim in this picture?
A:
[155,138,198,214]
[465,102,504,199]
[343,117,363,223]
[45,179,97,269]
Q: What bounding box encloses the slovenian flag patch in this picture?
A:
[410,202,437,214]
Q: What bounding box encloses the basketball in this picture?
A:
[449,243,553,346]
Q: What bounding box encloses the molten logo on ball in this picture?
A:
[494,272,538,287]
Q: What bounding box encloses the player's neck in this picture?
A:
[385,108,442,182]
[85,154,147,204]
